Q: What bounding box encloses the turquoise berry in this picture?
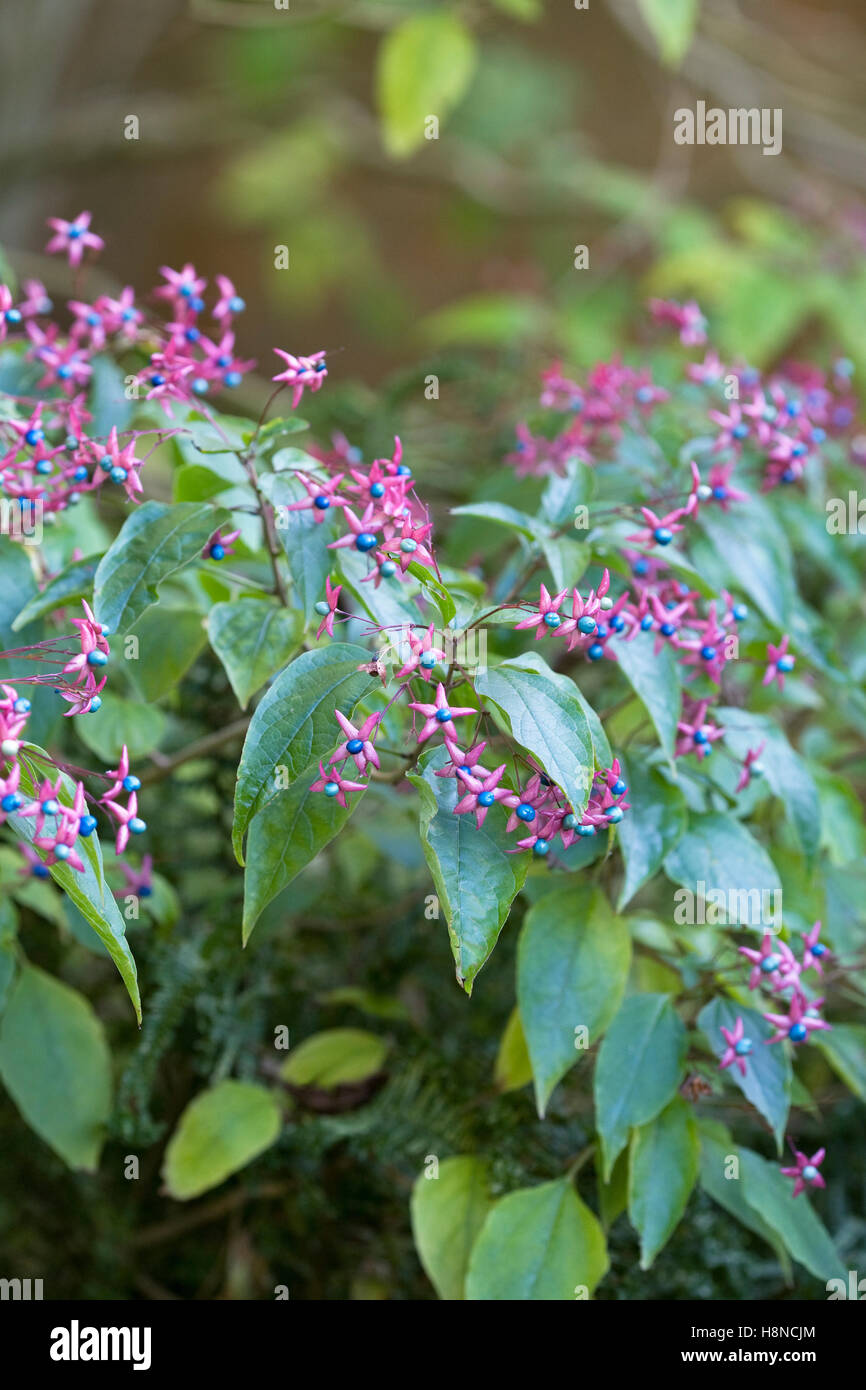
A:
[733,603,747,621]
[314,601,330,616]
[611,778,627,795]
[543,612,561,629]
[122,775,141,792]
[346,738,364,754]
[79,815,98,836]
[435,708,452,723]
[734,1038,753,1056]
[110,466,128,484]
[5,308,22,325]
[229,296,246,313]
[640,614,653,631]
[224,372,242,389]
[606,806,624,824]
[209,544,225,560]
[192,378,209,395]
[563,813,578,830]
[53,844,71,861]
[533,838,550,856]
[129,817,147,835]
[802,1164,818,1181]
[777,654,795,672]
[313,495,330,510]
[380,561,397,578]
[750,762,764,777]
[478,790,495,807]
[420,653,436,669]
[370,482,385,498]
[87,650,108,667]
[89,696,102,712]
[1,793,22,812]
[41,799,59,816]
[653,527,673,545]
[35,459,52,475]
[788,1022,808,1042]
[577,615,596,635]
[587,643,604,661]
[577,824,596,837]
[400,538,417,554]
[355,532,378,552]
[515,803,536,822]
[13,698,30,714]
[324,782,340,797]
[761,954,781,973]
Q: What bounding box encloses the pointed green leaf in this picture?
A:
[411,1156,493,1301]
[162,1080,282,1201]
[465,1178,608,1300]
[616,750,686,908]
[594,994,688,1179]
[94,500,223,634]
[377,12,477,159]
[615,631,680,762]
[208,599,302,708]
[628,1097,699,1268]
[699,997,791,1149]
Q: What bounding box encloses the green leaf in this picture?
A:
[465,1178,608,1300]
[162,1080,282,1201]
[664,812,782,925]
[242,772,366,942]
[0,963,111,1171]
[594,994,688,1179]
[93,500,222,635]
[208,599,302,709]
[281,1028,388,1087]
[408,748,529,992]
[261,470,338,624]
[697,498,794,626]
[12,555,99,631]
[699,998,791,1149]
[232,643,374,862]
[377,11,477,158]
[628,1097,699,1268]
[517,883,631,1115]
[614,631,680,762]
[476,652,593,814]
[8,756,140,1020]
[412,1156,493,1300]
[637,0,700,67]
[451,502,544,541]
[616,751,687,908]
[814,1025,866,1101]
[494,1007,533,1093]
[697,1121,792,1278]
[74,691,166,763]
[126,605,208,701]
[738,1147,845,1283]
[717,707,820,859]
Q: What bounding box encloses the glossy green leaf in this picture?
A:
[377,11,477,158]
[411,1157,493,1301]
[476,652,593,814]
[232,643,374,862]
[126,605,208,702]
[594,994,688,1179]
[465,1178,608,1300]
[699,997,790,1149]
[408,747,529,992]
[664,812,782,925]
[12,555,99,631]
[74,691,166,763]
[517,883,631,1115]
[738,1147,845,1283]
[0,964,111,1171]
[162,1080,282,1201]
[616,750,687,908]
[697,1121,792,1277]
[614,631,680,762]
[208,599,302,708]
[94,500,223,635]
[814,1025,866,1101]
[628,1097,699,1268]
[697,498,795,626]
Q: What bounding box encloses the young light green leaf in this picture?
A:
[94,500,223,634]
[377,11,477,158]
[411,1157,493,1301]
[517,883,631,1115]
[628,1097,699,1268]
[281,1029,388,1087]
[162,1080,282,1201]
[637,0,700,67]
[699,997,791,1149]
[594,994,688,1179]
[232,643,374,862]
[465,1178,608,1300]
[408,748,529,992]
[0,964,111,1171]
[476,652,593,814]
[208,599,302,708]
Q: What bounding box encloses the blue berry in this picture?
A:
[701,644,716,661]
[653,527,673,546]
[660,622,676,637]
[693,729,708,745]
[370,481,385,498]
[777,654,795,672]
[478,791,495,807]
[313,495,330,511]
[355,532,378,552]
[712,485,727,500]
[314,601,330,616]
[209,544,225,560]
[801,1164,818,1182]
[543,612,561,629]
[110,466,128,484]
[515,803,536,822]
[346,738,364,754]
[79,815,98,837]
[400,538,418,554]
[5,308,22,325]
[435,708,452,723]
[587,643,604,661]
[122,775,141,792]
[324,782,340,798]
[89,696,102,712]
[811,942,826,957]
[562,813,577,830]
[150,373,166,387]
[734,1038,753,1056]
[24,427,44,446]
[605,806,624,824]
[185,327,201,343]
[74,465,89,482]
[1,793,22,812]
[87,650,108,667]
[192,377,209,395]
[611,778,627,795]
[577,615,597,636]
[609,614,625,632]
[640,614,653,631]
[379,561,397,578]
[229,296,246,313]
[732,603,747,621]
[128,817,147,835]
[533,838,550,856]
[396,465,411,476]
[224,371,242,388]
[32,864,50,879]
[41,799,59,816]
[577,824,596,837]
[633,558,649,576]
[12,698,30,714]
[788,1022,808,1043]
[420,653,436,669]
[761,954,781,973]
[732,423,749,439]
[53,843,71,861]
